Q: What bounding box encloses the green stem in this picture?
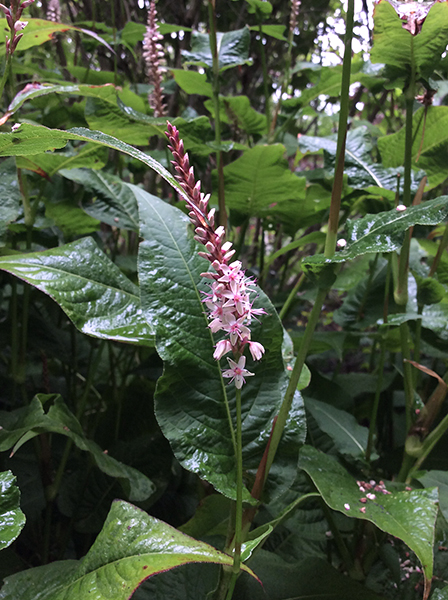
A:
[324,0,354,258]
[278,271,305,321]
[0,53,11,104]
[400,321,414,434]
[366,340,386,463]
[208,0,227,229]
[258,19,270,131]
[407,410,448,481]
[264,0,354,479]
[429,220,448,277]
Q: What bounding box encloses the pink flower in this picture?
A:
[222,356,254,389]
[248,341,265,361]
[213,340,232,360]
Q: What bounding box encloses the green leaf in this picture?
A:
[182,27,252,71]
[378,106,448,189]
[299,445,439,582]
[246,0,273,15]
[0,471,25,551]
[0,395,155,502]
[0,500,257,600]
[170,69,213,97]
[16,143,108,177]
[60,169,139,231]
[0,18,113,54]
[304,398,370,459]
[0,158,20,247]
[303,196,448,268]
[212,144,306,218]
[0,237,155,346]
[136,186,306,502]
[431,588,448,600]
[84,97,163,145]
[417,471,448,522]
[235,553,387,600]
[204,95,267,135]
[371,0,448,79]
[45,202,100,238]
[249,24,287,41]
[299,126,423,194]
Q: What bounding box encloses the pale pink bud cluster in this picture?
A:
[289,0,301,35]
[142,1,166,118]
[0,0,34,55]
[46,0,61,23]
[165,122,266,388]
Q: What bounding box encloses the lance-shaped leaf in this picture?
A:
[0,124,190,205]
[60,168,139,231]
[16,144,108,177]
[0,395,155,502]
[378,106,448,189]
[0,471,26,551]
[0,158,20,246]
[302,197,448,278]
[0,237,154,346]
[300,446,438,587]
[182,27,252,71]
[0,500,257,600]
[212,144,306,218]
[136,185,306,502]
[371,0,448,79]
[0,18,112,54]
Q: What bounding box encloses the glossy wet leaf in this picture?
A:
[0,237,155,346]
[0,124,189,205]
[304,398,370,459]
[303,196,448,270]
[300,445,439,582]
[371,0,448,78]
[0,18,113,54]
[417,471,448,522]
[378,106,448,189]
[212,144,306,217]
[431,588,448,600]
[45,202,100,238]
[0,471,25,551]
[0,158,20,246]
[182,27,252,71]
[0,395,155,502]
[60,169,139,231]
[249,24,287,41]
[387,297,448,341]
[136,186,306,502]
[16,144,108,177]
[0,500,257,600]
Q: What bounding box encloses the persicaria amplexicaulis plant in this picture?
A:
[165,122,266,388]
[0,0,34,55]
[143,0,167,118]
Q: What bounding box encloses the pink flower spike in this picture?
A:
[213,340,232,360]
[248,341,265,361]
[222,356,254,389]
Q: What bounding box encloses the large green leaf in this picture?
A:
[0,18,112,54]
[0,471,25,551]
[0,500,257,600]
[417,471,448,522]
[60,169,139,231]
[371,0,448,79]
[45,202,100,238]
[299,126,423,196]
[235,552,387,600]
[204,95,267,135]
[304,398,370,459]
[212,144,306,217]
[378,106,448,189]
[170,69,213,97]
[302,196,448,272]
[0,237,154,346]
[431,589,448,600]
[182,27,252,71]
[0,395,155,502]
[0,158,20,247]
[0,124,190,205]
[136,185,306,502]
[299,445,439,583]
[16,144,108,177]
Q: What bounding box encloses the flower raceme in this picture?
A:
[165,122,266,388]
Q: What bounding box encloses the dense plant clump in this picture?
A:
[1,1,448,600]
